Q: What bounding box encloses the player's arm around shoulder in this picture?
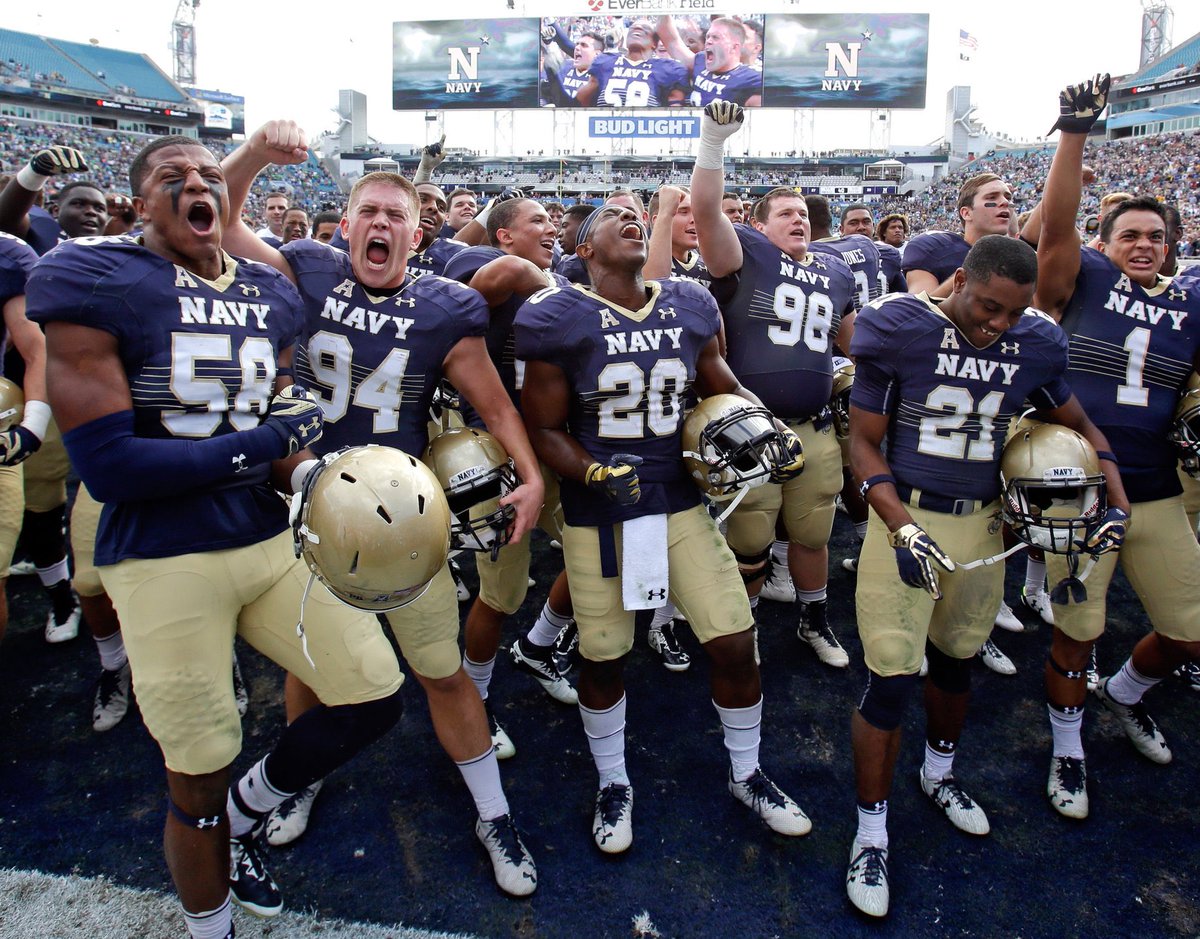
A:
[469,254,553,307]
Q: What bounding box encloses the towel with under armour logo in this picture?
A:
[621,514,668,611]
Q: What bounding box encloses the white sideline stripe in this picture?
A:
[0,868,479,939]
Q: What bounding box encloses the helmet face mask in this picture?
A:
[1000,424,1106,555]
[1170,388,1200,464]
[297,446,452,612]
[683,395,791,499]
[424,428,517,555]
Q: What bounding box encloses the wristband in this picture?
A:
[1095,450,1117,464]
[859,473,896,499]
[21,400,51,441]
[16,164,50,192]
[695,136,727,172]
[290,458,320,495]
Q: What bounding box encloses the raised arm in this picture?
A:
[644,186,683,280]
[690,103,745,279]
[0,146,89,239]
[655,16,696,70]
[1035,74,1110,320]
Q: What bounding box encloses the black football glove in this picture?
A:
[585,453,643,505]
[265,385,324,456]
[769,428,805,483]
[1049,73,1111,135]
[889,523,955,599]
[0,424,42,466]
[541,25,557,43]
[1085,505,1128,556]
[30,146,88,178]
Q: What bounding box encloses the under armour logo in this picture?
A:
[231,453,248,473]
[1169,285,1188,302]
[196,816,220,829]
[660,306,677,319]
[299,418,321,439]
[395,296,417,308]
[238,283,261,297]
[646,587,667,601]
[1000,341,1020,355]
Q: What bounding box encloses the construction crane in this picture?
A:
[171,0,199,87]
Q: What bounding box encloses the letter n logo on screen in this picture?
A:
[824,42,861,78]
[447,47,481,80]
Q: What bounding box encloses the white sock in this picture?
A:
[855,800,888,849]
[854,520,869,542]
[714,696,762,782]
[1048,704,1085,759]
[1025,558,1047,595]
[580,695,628,787]
[796,587,826,605]
[650,601,677,629]
[35,557,69,588]
[770,539,788,566]
[183,894,232,939]
[748,594,759,611]
[94,631,127,671]
[526,601,571,647]
[226,757,292,837]
[922,742,955,782]
[1105,658,1160,705]
[463,655,496,701]
[456,747,509,821]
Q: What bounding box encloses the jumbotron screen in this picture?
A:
[392,13,928,111]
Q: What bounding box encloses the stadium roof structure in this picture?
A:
[1121,29,1200,84]
[1106,101,1200,129]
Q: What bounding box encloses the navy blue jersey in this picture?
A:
[719,225,855,420]
[670,250,711,288]
[689,55,761,106]
[515,278,719,526]
[23,205,66,256]
[589,53,688,107]
[26,235,304,564]
[558,63,591,101]
[875,241,907,294]
[811,234,882,311]
[851,292,1071,503]
[555,252,590,286]
[281,239,488,457]
[900,230,968,284]
[443,246,569,409]
[0,233,37,361]
[330,226,349,251]
[407,237,468,280]
[1061,247,1200,502]
[261,234,283,250]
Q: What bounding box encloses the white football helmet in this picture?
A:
[295,445,452,611]
[0,377,23,433]
[682,394,794,499]
[1000,424,1106,554]
[422,427,517,558]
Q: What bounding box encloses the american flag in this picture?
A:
[959,29,978,52]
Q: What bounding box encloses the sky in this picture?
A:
[4,1,1199,156]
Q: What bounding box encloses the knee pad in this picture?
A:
[734,546,770,584]
[925,642,972,695]
[857,671,918,731]
[22,506,67,565]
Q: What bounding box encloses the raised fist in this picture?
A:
[701,101,745,139]
[30,146,87,177]
[1050,73,1111,135]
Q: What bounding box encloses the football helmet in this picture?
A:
[0,377,24,433]
[682,394,794,499]
[422,427,517,557]
[295,445,452,611]
[1170,379,1200,471]
[1000,424,1106,554]
[830,360,855,439]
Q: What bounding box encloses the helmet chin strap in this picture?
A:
[714,483,752,524]
[295,570,319,671]
[956,541,1027,571]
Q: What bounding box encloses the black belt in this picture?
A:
[895,483,984,517]
[784,407,832,432]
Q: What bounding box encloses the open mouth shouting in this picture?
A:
[365,237,391,269]
[619,221,645,242]
[186,201,216,237]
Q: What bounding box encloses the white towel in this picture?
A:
[621,514,669,611]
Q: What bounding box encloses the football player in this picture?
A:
[558,30,605,103]
[516,202,811,855]
[657,16,763,107]
[644,185,710,288]
[875,213,908,251]
[407,182,468,280]
[840,203,906,295]
[1035,73,1200,813]
[845,234,1126,916]
[219,122,542,897]
[690,103,857,670]
[28,134,406,939]
[575,20,688,108]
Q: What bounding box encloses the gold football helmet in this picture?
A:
[0,377,24,433]
[1170,381,1200,471]
[1000,424,1106,554]
[296,445,452,611]
[422,427,517,558]
[830,360,855,439]
[682,394,794,499]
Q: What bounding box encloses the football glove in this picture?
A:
[585,453,643,505]
[417,134,447,175]
[0,424,42,466]
[701,101,746,141]
[889,523,955,600]
[265,385,324,456]
[1049,73,1111,135]
[1085,505,1128,556]
[541,24,557,43]
[30,146,88,178]
[768,428,805,483]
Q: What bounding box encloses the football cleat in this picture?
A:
[229,833,283,917]
[797,601,848,668]
[979,638,1016,675]
[920,773,990,835]
[648,622,690,672]
[7,558,35,577]
[1093,678,1172,764]
[92,661,132,732]
[841,556,858,574]
[475,813,537,897]
[484,700,515,760]
[593,782,633,854]
[45,603,81,644]
[265,780,324,846]
[1020,586,1055,626]
[758,563,795,603]
[729,768,811,836]
[993,601,1023,633]
[510,637,578,705]
[552,620,579,676]
[1175,661,1200,692]
[846,838,889,918]
[1046,756,1088,819]
[232,653,249,718]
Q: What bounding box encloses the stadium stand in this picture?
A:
[0,29,107,94]
[48,37,186,103]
